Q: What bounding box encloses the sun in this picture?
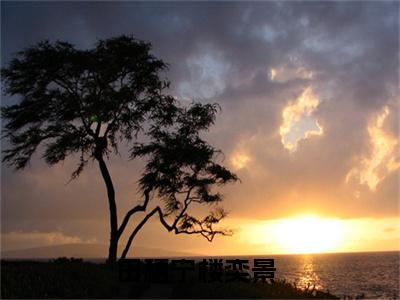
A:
[272,215,344,254]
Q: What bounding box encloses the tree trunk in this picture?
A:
[96,154,118,264]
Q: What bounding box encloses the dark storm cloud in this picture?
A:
[1,1,398,247]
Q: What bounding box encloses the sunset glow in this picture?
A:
[225,216,399,257]
[1,3,399,299]
[1,2,399,260]
[271,216,344,254]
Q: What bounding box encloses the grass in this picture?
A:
[1,258,340,299]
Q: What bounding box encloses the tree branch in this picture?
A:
[120,197,231,259]
[170,186,194,229]
[95,121,102,137]
[117,188,151,238]
[120,206,159,259]
[156,205,231,242]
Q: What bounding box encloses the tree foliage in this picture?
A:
[2,36,176,176]
[1,35,238,261]
[120,102,238,257]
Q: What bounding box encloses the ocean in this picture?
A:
[124,251,399,298]
[13,251,399,298]
[244,251,399,299]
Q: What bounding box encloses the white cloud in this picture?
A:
[1,231,97,251]
[177,47,231,100]
[279,87,323,152]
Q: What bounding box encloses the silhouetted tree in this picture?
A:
[1,35,238,264]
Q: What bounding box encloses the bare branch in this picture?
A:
[117,188,151,238]
[166,185,191,227]
[120,195,231,258]
[120,206,159,258]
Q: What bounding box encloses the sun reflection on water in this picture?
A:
[296,255,324,291]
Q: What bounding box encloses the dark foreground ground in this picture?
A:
[1,259,341,299]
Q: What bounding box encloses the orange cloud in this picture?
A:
[346,106,399,191]
[231,152,251,170]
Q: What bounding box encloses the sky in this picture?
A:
[1,1,399,256]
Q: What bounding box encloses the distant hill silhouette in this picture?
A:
[1,243,200,259]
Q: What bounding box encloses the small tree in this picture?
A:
[1,35,237,263]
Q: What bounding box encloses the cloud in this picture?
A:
[229,136,255,171]
[230,152,251,171]
[1,231,97,251]
[270,57,314,83]
[383,227,396,233]
[177,45,231,100]
[346,106,399,191]
[279,87,323,152]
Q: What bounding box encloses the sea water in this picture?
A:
[248,251,399,299]
[88,251,400,298]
